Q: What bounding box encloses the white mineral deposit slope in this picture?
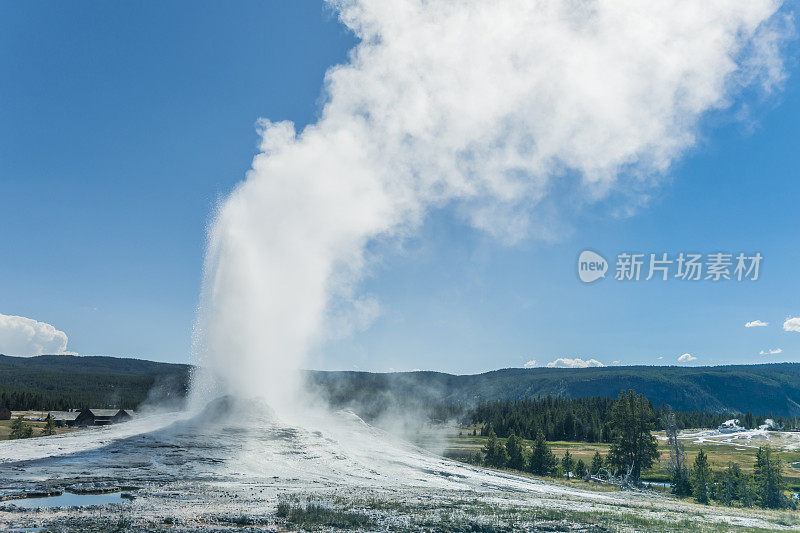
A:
[0,403,606,500]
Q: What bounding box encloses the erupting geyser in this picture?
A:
[189,0,791,414]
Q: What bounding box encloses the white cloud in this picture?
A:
[546,357,605,368]
[612,360,621,365]
[760,348,783,355]
[523,360,537,368]
[657,356,664,360]
[678,353,697,363]
[745,320,768,327]
[784,317,800,332]
[0,314,74,357]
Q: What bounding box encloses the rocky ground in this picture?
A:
[0,402,796,532]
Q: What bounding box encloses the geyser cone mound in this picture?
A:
[0,405,579,497]
[192,395,276,426]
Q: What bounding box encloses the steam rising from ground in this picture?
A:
[191,0,791,411]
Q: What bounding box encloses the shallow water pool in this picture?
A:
[8,491,127,508]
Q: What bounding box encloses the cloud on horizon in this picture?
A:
[784,317,800,332]
[546,357,605,368]
[0,314,75,357]
[745,320,768,327]
[759,348,783,355]
[678,353,697,363]
[523,360,537,368]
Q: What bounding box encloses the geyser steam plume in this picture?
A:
[191,0,791,411]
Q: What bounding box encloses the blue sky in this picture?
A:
[1,2,798,371]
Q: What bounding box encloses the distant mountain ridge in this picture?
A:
[307,363,800,417]
[0,354,190,410]
[0,354,798,416]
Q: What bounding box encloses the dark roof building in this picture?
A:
[48,411,80,427]
[112,409,134,423]
[75,409,125,427]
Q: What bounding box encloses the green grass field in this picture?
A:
[0,411,79,440]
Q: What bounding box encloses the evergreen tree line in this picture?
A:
[467,396,798,443]
[684,446,791,509]
[470,390,794,510]
[472,391,661,480]
[8,415,55,440]
[0,389,141,411]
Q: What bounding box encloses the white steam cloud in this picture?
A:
[191,0,792,410]
[0,314,73,357]
[745,320,769,327]
[678,353,697,362]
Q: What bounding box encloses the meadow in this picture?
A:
[437,425,800,493]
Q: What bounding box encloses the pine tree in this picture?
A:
[691,449,712,504]
[608,390,659,480]
[718,463,743,505]
[590,451,603,476]
[505,432,526,471]
[482,429,508,468]
[43,415,56,436]
[739,475,758,508]
[561,450,575,479]
[574,458,587,480]
[9,415,33,439]
[528,430,557,476]
[753,445,787,509]
[672,465,693,496]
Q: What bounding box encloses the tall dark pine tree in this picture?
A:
[482,429,509,468]
[691,449,712,504]
[561,450,575,479]
[528,430,557,476]
[719,462,743,506]
[9,415,33,439]
[753,445,787,509]
[43,415,56,436]
[607,390,659,480]
[574,458,587,480]
[590,451,604,476]
[505,432,526,471]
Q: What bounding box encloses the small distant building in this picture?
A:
[75,409,121,427]
[0,408,10,421]
[74,409,135,427]
[48,411,79,427]
[112,409,134,423]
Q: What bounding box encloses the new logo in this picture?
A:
[578,250,607,283]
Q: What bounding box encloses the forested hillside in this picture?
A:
[466,396,797,443]
[0,354,190,410]
[1,354,798,418]
[307,363,800,418]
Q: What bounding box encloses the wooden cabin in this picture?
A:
[74,408,135,427]
[48,411,79,427]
